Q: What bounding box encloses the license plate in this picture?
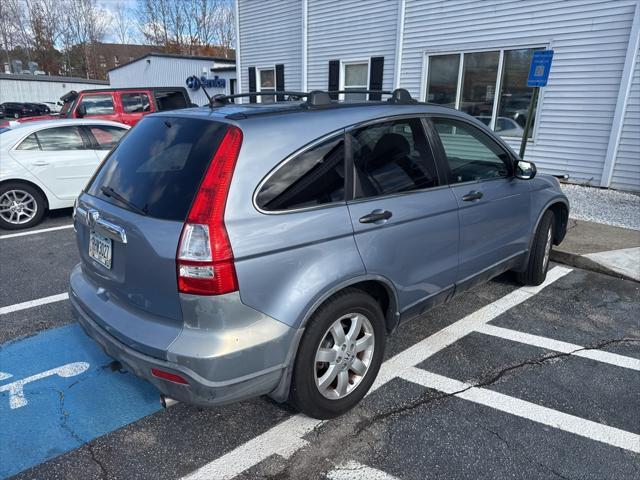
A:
[89,231,112,269]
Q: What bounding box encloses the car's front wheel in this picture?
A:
[0,182,46,230]
[516,210,555,286]
[289,288,386,419]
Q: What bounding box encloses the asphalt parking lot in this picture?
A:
[1,213,639,480]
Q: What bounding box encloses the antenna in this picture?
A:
[189,74,215,108]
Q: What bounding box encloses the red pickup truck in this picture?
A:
[4,87,193,127]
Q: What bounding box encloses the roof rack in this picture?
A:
[208,88,418,109]
[211,91,309,106]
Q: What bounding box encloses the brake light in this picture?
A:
[177,125,242,295]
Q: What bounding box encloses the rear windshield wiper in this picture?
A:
[100,186,147,216]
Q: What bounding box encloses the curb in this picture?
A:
[550,250,638,283]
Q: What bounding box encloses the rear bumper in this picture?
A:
[69,266,297,407]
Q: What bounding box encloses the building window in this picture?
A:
[257,67,275,104]
[425,47,543,140]
[341,61,369,102]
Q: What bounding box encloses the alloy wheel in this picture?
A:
[0,189,38,225]
[314,313,375,400]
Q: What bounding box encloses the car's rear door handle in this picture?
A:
[359,209,392,224]
[462,191,483,201]
[32,161,49,166]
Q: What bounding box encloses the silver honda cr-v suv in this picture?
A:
[70,89,568,419]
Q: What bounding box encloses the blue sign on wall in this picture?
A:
[527,50,554,87]
[186,75,226,91]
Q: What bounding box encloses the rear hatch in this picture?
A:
[74,115,229,356]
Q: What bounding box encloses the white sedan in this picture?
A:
[0,119,129,229]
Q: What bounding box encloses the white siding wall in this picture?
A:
[0,77,108,104]
[399,0,637,185]
[109,57,236,105]
[238,0,302,95]
[306,0,398,92]
[611,50,640,191]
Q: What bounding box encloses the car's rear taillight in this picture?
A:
[177,125,242,295]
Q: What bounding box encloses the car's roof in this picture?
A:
[8,118,129,131]
[154,101,462,126]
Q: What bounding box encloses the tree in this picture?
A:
[136,0,234,57]
[112,1,137,45]
[66,0,107,78]
[212,0,234,58]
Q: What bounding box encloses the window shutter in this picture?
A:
[328,60,340,100]
[248,66,257,103]
[368,56,384,100]
[275,64,285,101]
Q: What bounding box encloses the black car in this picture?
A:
[1,102,37,119]
[23,102,51,115]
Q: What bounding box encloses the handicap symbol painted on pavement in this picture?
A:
[0,362,89,409]
[0,324,161,479]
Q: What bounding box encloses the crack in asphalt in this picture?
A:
[445,404,573,480]
[263,336,638,480]
[354,336,639,435]
[57,388,109,480]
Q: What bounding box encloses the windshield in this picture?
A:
[86,116,229,221]
[59,100,74,116]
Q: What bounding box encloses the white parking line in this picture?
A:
[0,224,73,240]
[0,293,69,315]
[327,461,400,480]
[181,414,321,480]
[476,324,640,371]
[181,266,572,480]
[399,367,640,454]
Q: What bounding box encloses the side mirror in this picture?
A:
[75,103,86,118]
[515,160,537,180]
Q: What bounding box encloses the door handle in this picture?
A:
[462,191,483,201]
[359,209,392,224]
[32,161,49,166]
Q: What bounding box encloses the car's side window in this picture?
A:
[88,126,127,150]
[121,93,151,113]
[431,117,512,183]
[16,133,41,150]
[256,134,345,211]
[350,118,438,199]
[35,127,86,151]
[79,94,115,116]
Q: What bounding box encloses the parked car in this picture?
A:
[69,89,569,419]
[23,102,51,116]
[42,101,62,114]
[477,115,525,137]
[1,102,38,119]
[5,87,192,129]
[0,119,129,229]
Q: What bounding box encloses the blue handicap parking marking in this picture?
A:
[0,324,161,479]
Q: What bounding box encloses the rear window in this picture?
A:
[154,90,189,111]
[87,117,228,221]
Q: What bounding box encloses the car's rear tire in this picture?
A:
[289,288,386,419]
[516,210,555,286]
[0,182,46,230]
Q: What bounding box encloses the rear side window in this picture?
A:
[154,90,189,111]
[16,133,40,150]
[121,93,151,113]
[80,94,115,115]
[87,117,227,221]
[256,135,345,211]
[35,127,86,151]
[350,118,438,198]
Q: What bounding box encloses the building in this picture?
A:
[0,73,108,106]
[108,53,237,106]
[235,0,640,191]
